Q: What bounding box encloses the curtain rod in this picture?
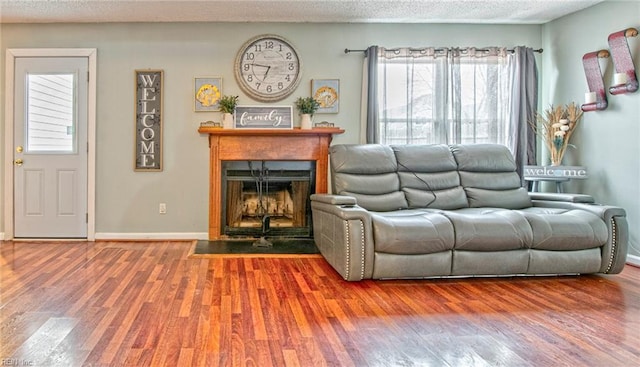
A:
[344,47,543,54]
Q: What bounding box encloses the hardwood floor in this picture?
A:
[1,240,638,367]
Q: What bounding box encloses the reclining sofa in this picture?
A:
[310,144,628,281]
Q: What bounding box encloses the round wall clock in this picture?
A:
[234,34,302,103]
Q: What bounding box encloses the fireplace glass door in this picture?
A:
[222,161,315,237]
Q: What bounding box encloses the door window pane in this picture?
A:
[26,73,76,153]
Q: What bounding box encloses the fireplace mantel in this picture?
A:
[198,127,344,240]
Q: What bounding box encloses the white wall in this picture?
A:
[1,21,541,238]
[541,1,640,260]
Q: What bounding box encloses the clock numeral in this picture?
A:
[278,82,284,90]
[243,64,250,72]
[245,53,255,61]
[255,82,261,90]
[286,52,292,60]
[247,75,253,82]
[285,75,291,82]
[264,41,274,49]
[266,85,273,93]
[288,63,295,71]
[253,45,262,52]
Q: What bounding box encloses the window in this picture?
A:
[27,73,76,153]
[377,48,512,147]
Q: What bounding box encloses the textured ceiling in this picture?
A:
[0,0,605,24]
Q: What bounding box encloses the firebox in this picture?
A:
[221,161,316,238]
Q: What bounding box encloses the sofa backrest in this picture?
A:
[450,144,532,209]
[330,144,408,211]
[391,144,468,210]
[328,143,532,211]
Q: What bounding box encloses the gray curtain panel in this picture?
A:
[509,46,538,184]
[365,45,379,144]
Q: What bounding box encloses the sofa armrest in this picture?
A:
[531,200,625,219]
[531,200,628,273]
[310,194,357,206]
[528,192,595,203]
[311,194,375,281]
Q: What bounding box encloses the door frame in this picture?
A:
[4,48,97,240]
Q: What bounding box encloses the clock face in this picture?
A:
[234,34,302,102]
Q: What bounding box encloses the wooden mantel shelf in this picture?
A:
[198,126,345,136]
[198,127,345,240]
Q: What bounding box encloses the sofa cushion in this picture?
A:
[392,144,457,172]
[452,250,530,275]
[517,207,608,250]
[330,144,408,211]
[331,144,398,175]
[465,187,533,209]
[371,212,455,255]
[451,143,518,172]
[373,252,453,278]
[450,144,532,209]
[442,208,533,251]
[392,144,468,210]
[342,191,408,212]
[529,248,602,274]
[403,186,468,210]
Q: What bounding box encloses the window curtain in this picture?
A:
[363,45,538,184]
[508,46,538,183]
[448,47,513,146]
[363,45,379,143]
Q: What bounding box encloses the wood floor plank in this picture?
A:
[11,317,78,365]
[1,240,639,366]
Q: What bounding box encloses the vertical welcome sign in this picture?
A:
[135,70,163,171]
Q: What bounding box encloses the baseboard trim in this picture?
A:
[95,232,208,241]
[627,254,640,267]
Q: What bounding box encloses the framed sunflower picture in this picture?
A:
[311,79,339,114]
[194,77,222,112]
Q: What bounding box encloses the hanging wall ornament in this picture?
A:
[608,27,639,95]
[581,50,610,112]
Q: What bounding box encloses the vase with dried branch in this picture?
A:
[531,102,583,166]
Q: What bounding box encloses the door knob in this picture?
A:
[14,158,23,166]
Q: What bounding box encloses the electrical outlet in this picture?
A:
[159,203,167,214]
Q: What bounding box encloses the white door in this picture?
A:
[13,57,88,238]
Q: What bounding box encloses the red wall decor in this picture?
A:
[608,27,638,95]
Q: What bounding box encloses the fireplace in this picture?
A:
[222,161,315,238]
[197,127,344,240]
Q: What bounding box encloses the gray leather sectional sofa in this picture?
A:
[310,144,628,281]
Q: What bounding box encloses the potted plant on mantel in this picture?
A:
[219,95,238,129]
[294,96,320,130]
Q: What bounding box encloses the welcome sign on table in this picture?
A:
[523,165,588,179]
[234,106,293,129]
